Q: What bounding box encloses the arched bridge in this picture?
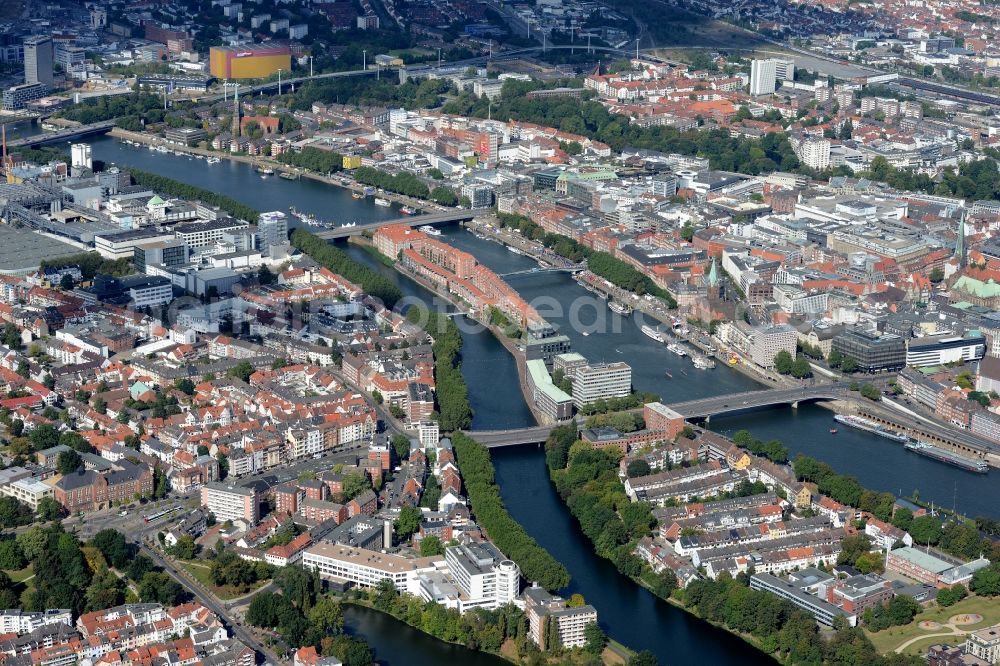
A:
[466,382,853,448]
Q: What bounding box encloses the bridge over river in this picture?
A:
[467,382,853,448]
[314,210,475,239]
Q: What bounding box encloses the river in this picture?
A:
[78,136,1000,664]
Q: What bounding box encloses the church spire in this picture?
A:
[708,258,719,288]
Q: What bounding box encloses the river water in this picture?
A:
[79,136,1000,665]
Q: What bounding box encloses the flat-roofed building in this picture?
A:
[571,362,631,409]
[523,586,598,649]
[750,573,856,626]
[302,542,445,595]
[444,543,520,612]
[526,359,573,421]
[967,624,1000,664]
[201,482,259,525]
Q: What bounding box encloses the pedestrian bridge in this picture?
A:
[465,382,853,448]
[499,264,587,278]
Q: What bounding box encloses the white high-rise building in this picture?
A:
[800,139,831,170]
[71,143,92,170]
[750,59,777,96]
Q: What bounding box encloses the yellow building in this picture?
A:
[210,45,291,80]
[342,155,363,169]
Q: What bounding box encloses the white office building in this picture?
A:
[571,362,632,408]
[750,59,777,96]
[443,543,520,612]
[302,543,445,595]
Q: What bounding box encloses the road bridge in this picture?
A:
[466,382,853,448]
[9,120,115,148]
[314,210,475,240]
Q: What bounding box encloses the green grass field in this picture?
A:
[180,561,267,601]
[867,595,1000,655]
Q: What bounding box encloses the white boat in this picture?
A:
[507,246,523,255]
[641,325,665,344]
[419,225,442,236]
[374,198,391,207]
[340,222,357,228]
[667,343,688,357]
[608,301,632,315]
[692,355,716,370]
[206,157,221,164]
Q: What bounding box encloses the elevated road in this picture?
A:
[468,382,853,447]
[314,210,475,239]
[9,120,115,148]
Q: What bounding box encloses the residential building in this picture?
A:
[966,624,1000,664]
[201,483,259,525]
[523,586,598,649]
[750,59,777,96]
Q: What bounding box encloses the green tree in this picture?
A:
[629,651,659,666]
[0,540,26,570]
[36,497,64,522]
[583,621,607,655]
[394,506,422,542]
[626,459,651,478]
[91,529,130,569]
[170,534,198,560]
[909,515,942,545]
[773,350,794,374]
[420,535,444,556]
[342,473,371,501]
[227,361,255,383]
[57,450,83,475]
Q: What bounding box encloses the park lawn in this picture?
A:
[180,561,267,601]
[6,564,33,582]
[866,595,1000,654]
